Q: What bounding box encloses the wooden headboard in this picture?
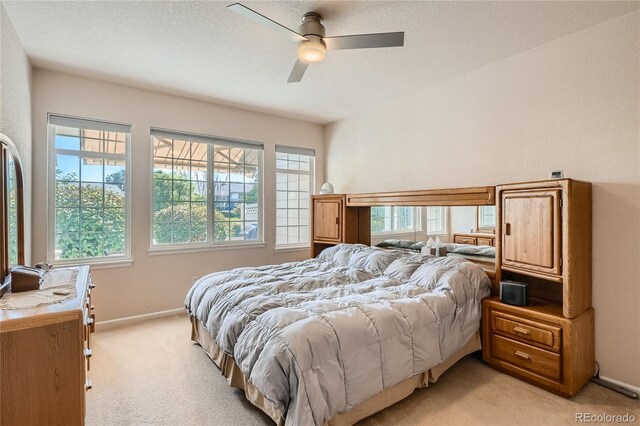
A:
[312,185,498,282]
[346,186,495,206]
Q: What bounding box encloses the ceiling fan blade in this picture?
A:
[227,3,307,43]
[287,60,309,83]
[324,32,404,50]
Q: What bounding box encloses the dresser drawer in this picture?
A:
[491,310,561,352]
[454,236,476,245]
[491,334,561,381]
[477,237,494,246]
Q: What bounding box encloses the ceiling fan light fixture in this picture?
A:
[297,37,326,63]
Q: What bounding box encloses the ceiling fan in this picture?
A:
[227,3,405,83]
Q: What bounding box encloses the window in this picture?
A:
[426,206,447,235]
[151,129,263,248]
[371,206,419,234]
[48,115,131,263]
[477,205,496,230]
[275,146,315,248]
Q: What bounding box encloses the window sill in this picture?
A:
[52,258,133,270]
[274,245,310,253]
[148,242,266,256]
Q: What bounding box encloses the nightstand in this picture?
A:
[482,297,594,398]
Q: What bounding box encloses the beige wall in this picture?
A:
[326,11,640,388]
[0,3,32,263]
[31,69,324,321]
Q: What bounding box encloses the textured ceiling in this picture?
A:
[3,1,638,124]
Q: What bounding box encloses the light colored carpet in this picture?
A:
[87,314,639,426]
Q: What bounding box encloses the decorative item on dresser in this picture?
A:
[483,179,594,397]
[0,265,95,425]
[453,232,495,246]
[310,194,370,257]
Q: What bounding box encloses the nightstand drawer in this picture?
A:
[491,335,561,381]
[491,311,561,352]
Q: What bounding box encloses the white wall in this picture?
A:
[325,11,640,388]
[0,3,32,263]
[449,206,477,237]
[31,69,324,321]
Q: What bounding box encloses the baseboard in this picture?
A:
[598,375,640,395]
[95,308,186,330]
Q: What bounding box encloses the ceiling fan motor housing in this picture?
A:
[299,13,325,38]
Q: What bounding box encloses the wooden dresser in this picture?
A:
[0,265,95,425]
[483,179,594,397]
[311,194,370,257]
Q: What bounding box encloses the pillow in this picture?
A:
[409,241,426,251]
[376,239,423,251]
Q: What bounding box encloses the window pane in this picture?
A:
[151,133,263,247]
[51,117,129,261]
[275,150,314,247]
[371,206,392,233]
[152,136,211,245]
[478,205,496,229]
[426,206,446,235]
[56,154,80,181]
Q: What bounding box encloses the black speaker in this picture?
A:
[499,280,528,306]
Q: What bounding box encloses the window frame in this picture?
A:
[425,206,448,236]
[47,114,132,267]
[148,128,265,253]
[274,145,315,249]
[476,205,496,232]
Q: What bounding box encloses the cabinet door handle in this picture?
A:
[513,326,530,335]
[505,223,511,236]
[84,348,92,359]
[85,379,93,391]
[514,350,531,360]
[335,217,339,225]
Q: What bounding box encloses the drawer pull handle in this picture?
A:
[513,326,530,335]
[86,318,94,326]
[89,282,96,289]
[514,350,531,360]
[84,348,92,359]
[85,379,93,391]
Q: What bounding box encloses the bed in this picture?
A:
[185,243,492,425]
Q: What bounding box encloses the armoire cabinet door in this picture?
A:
[313,197,342,242]
[502,189,562,277]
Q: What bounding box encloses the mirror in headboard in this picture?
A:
[346,186,497,278]
[1,134,25,284]
[370,204,497,278]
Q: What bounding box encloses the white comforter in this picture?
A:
[185,244,491,425]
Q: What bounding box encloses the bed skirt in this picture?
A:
[190,316,481,426]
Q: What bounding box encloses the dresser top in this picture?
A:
[0,265,90,327]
